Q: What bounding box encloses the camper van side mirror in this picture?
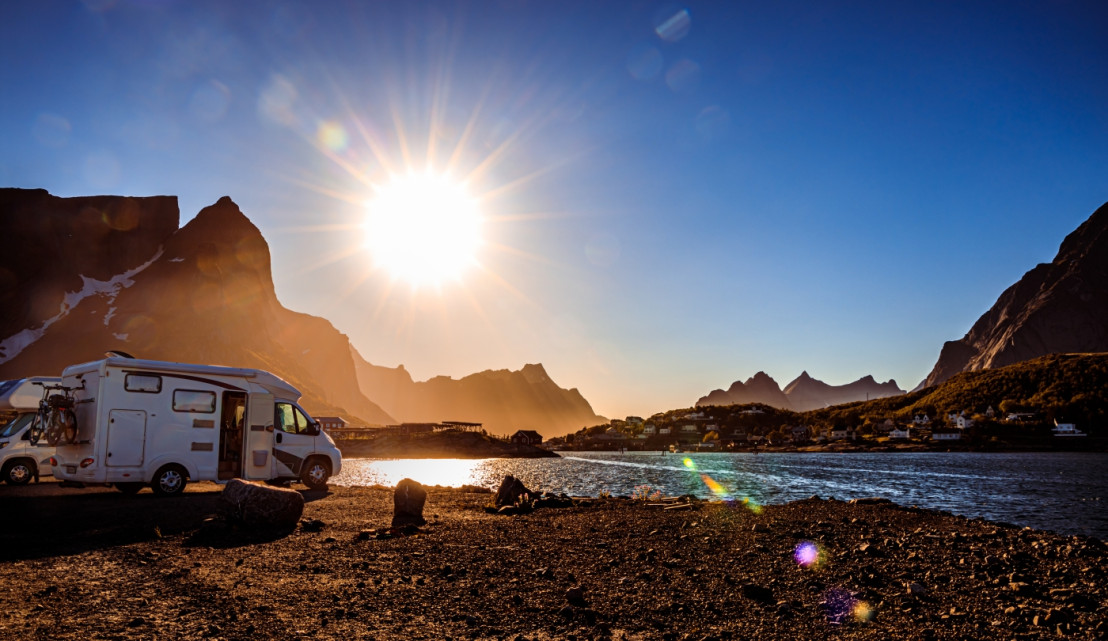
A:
[307,422,320,436]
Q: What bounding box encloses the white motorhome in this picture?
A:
[0,377,60,484]
[51,357,342,495]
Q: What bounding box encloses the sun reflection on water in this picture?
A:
[338,458,488,488]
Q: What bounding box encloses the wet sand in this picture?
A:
[1,481,1105,640]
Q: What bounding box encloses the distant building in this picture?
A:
[889,426,911,439]
[1052,421,1086,437]
[931,429,962,441]
[510,430,544,446]
[642,423,657,435]
[626,416,644,425]
[316,416,347,432]
[912,414,930,426]
[658,426,672,435]
[681,424,699,433]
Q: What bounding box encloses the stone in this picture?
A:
[495,475,532,507]
[741,583,775,603]
[565,586,588,606]
[907,582,927,597]
[392,478,428,528]
[218,478,304,530]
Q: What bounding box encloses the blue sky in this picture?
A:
[2,1,1107,420]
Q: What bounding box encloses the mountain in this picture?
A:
[0,189,393,424]
[697,370,904,410]
[697,371,793,409]
[783,371,904,411]
[0,188,603,436]
[919,201,1108,389]
[351,348,605,439]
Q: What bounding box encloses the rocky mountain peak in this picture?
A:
[919,201,1108,389]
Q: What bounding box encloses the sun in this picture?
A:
[364,171,483,287]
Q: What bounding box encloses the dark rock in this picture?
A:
[565,586,588,607]
[218,479,304,530]
[495,475,532,507]
[301,519,326,532]
[741,583,774,603]
[391,478,428,528]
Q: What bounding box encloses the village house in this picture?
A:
[642,423,657,435]
[827,426,851,441]
[912,414,930,426]
[316,416,347,432]
[875,419,896,434]
[658,426,672,435]
[681,424,699,434]
[790,425,811,443]
[626,416,644,425]
[510,430,543,446]
[889,425,911,439]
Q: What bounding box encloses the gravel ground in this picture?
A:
[1,481,1106,640]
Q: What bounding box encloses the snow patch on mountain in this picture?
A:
[0,249,163,364]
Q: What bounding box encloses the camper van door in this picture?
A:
[244,392,274,479]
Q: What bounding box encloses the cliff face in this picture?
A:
[351,348,606,439]
[919,201,1108,389]
[0,191,393,425]
[0,188,179,353]
[783,371,904,412]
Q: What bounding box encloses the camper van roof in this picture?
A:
[62,358,301,399]
[0,377,62,410]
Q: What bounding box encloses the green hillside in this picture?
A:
[802,353,1108,433]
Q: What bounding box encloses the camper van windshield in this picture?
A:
[0,413,34,438]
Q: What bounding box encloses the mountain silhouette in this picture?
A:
[351,350,605,438]
[697,370,903,410]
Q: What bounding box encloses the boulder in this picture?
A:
[495,475,532,507]
[392,478,428,528]
[218,479,304,529]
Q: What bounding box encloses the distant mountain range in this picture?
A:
[918,201,1108,390]
[0,188,604,438]
[696,371,904,411]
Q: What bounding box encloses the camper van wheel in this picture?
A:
[300,458,331,490]
[115,482,144,495]
[2,459,34,485]
[151,464,188,496]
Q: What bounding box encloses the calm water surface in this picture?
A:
[333,452,1108,539]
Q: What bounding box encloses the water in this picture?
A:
[332,451,1108,539]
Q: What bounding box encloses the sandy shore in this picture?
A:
[2,481,1105,640]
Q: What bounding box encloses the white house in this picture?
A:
[658,426,672,435]
[912,414,930,426]
[1052,421,1087,437]
[681,424,699,433]
[947,412,973,429]
[626,416,644,425]
[889,426,911,439]
[931,429,962,441]
[642,423,657,435]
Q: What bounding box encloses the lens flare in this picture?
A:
[682,457,696,470]
[699,473,729,499]
[853,601,875,622]
[794,541,820,568]
[318,120,348,152]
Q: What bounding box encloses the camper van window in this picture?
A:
[125,373,162,393]
[172,389,217,413]
[275,403,314,434]
[0,413,34,438]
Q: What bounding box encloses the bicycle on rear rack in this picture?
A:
[28,382,83,447]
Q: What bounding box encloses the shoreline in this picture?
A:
[3,481,1106,639]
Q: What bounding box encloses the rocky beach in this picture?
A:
[2,481,1105,640]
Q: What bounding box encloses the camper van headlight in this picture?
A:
[79,458,95,468]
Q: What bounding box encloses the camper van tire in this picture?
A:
[301,457,331,490]
[116,482,144,495]
[151,464,188,496]
[2,459,34,485]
